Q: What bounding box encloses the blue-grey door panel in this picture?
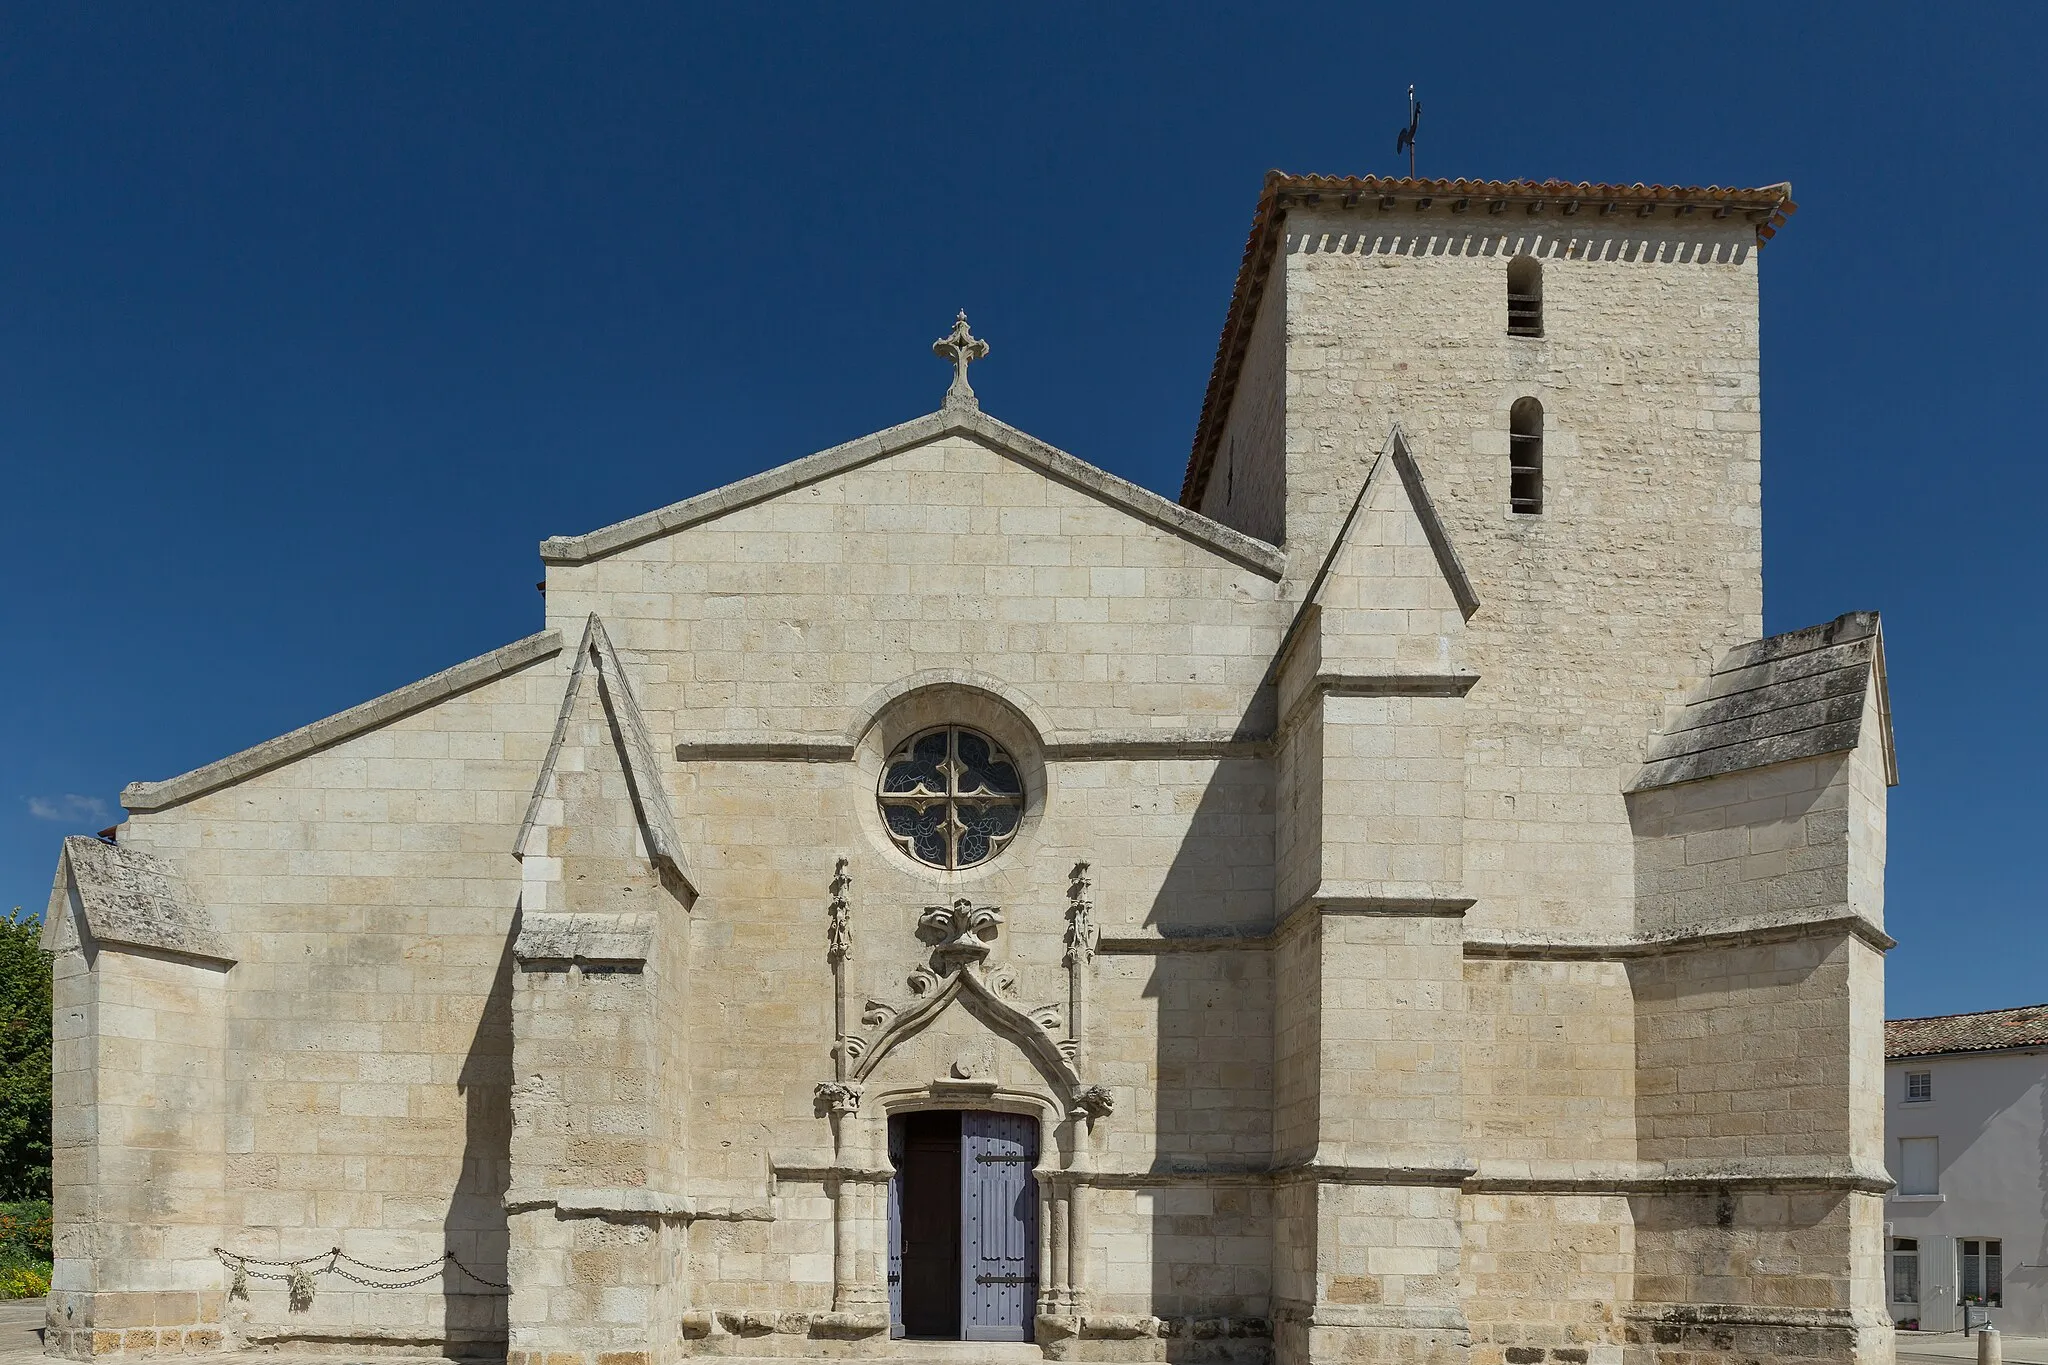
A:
[961,1110,1039,1341]
[887,1117,905,1338]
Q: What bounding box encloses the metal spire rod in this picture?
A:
[1396,85,1421,177]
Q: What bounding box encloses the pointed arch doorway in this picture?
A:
[887,1110,1040,1341]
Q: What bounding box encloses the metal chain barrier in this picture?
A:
[214,1246,510,1310]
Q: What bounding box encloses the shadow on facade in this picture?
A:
[1137,739,1278,1362]
[443,923,516,1358]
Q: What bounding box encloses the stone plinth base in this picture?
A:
[1621,1308,1891,1365]
[1274,1317,1470,1365]
[44,1291,225,1360]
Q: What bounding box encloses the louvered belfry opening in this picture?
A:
[1510,397,1544,514]
[1507,255,1543,337]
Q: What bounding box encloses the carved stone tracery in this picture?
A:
[820,888,1112,1123]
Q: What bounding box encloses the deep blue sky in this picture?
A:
[2,4,2039,1018]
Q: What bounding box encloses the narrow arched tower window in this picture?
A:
[1507,256,1543,337]
[1510,398,1544,514]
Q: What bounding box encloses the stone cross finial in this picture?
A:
[933,310,989,410]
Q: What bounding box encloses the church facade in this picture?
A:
[44,174,1896,1365]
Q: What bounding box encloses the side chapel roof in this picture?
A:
[1179,173,1798,509]
[42,834,233,964]
[1887,1004,2048,1059]
[121,631,566,813]
[1629,611,1896,793]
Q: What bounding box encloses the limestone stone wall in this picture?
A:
[45,922,229,1359]
[1250,209,1766,943]
[1626,754,1873,938]
[1198,283,1286,547]
[1086,1184,1272,1320]
[108,654,565,1353]
[1463,961,1636,1167]
[1626,1188,1882,1348]
[1631,935,1858,1166]
[542,434,1289,744]
[1316,695,1466,899]
[1092,950,1272,1170]
[1458,1192,1633,1365]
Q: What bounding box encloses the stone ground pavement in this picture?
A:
[2,1303,2039,1365]
[1898,1332,2048,1364]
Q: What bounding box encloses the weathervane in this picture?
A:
[1396,85,1421,177]
[933,310,989,411]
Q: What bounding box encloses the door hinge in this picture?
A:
[975,1273,1035,1285]
[975,1153,1032,1164]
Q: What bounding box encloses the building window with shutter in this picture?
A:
[1891,1239,1920,1303]
[1896,1137,1938,1196]
[1507,256,1543,337]
[1510,399,1544,515]
[1905,1070,1932,1102]
[1961,1240,2003,1307]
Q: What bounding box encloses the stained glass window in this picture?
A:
[878,726,1025,869]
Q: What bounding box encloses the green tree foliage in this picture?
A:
[0,910,51,1200]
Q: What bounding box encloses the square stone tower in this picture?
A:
[1183,175,1890,1365]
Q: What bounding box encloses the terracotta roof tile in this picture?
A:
[1179,172,1798,508]
[1887,1003,2048,1059]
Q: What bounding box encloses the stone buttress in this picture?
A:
[1269,433,1479,1365]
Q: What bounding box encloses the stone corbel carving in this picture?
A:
[814,1081,864,1116]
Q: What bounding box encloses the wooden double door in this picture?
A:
[887,1110,1040,1341]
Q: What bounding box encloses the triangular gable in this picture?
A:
[42,834,234,965]
[516,614,695,895]
[1267,426,1479,688]
[1629,611,1898,792]
[538,406,1286,580]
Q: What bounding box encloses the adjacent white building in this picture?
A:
[1885,1004,2048,1333]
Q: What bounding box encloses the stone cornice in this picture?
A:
[121,630,565,814]
[1271,893,1473,945]
[1098,895,1471,957]
[1465,1156,1893,1196]
[674,731,1274,764]
[540,407,1286,580]
[1101,907,1890,959]
[1274,671,1482,746]
[504,1187,773,1222]
[1465,910,1895,961]
[1005,1158,1889,1197]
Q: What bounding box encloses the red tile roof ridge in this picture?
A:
[1890,1001,2048,1025]
[1178,171,1797,508]
[1886,1001,2048,1059]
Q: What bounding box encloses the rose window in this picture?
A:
[877,726,1025,870]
